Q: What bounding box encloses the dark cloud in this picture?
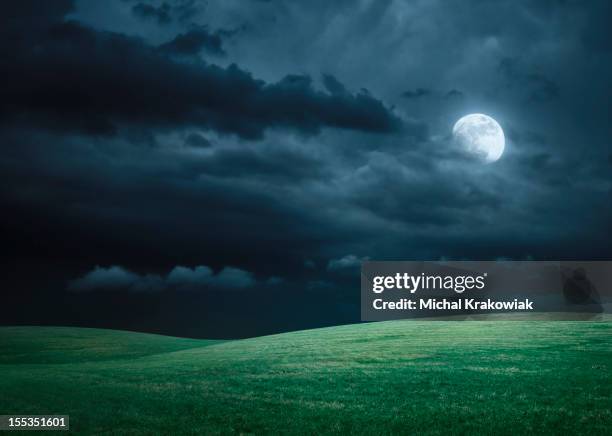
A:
[2,0,612,338]
[0,0,73,31]
[195,146,327,182]
[1,9,403,140]
[347,152,503,227]
[184,132,211,148]
[498,57,560,102]
[322,74,349,96]
[580,1,612,53]
[444,89,464,99]
[0,128,347,281]
[129,0,203,25]
[401,88,431,99]
[172,0,202,23]
[525,153,553,171]
[167,265,256,290]
[158,27,226,56]
[131,2,172,25]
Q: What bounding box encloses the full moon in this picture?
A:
[452,113,505,163]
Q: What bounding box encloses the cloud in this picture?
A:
[2,9,403,140]
[69,264,257,292]
[580,1,612,53]
[304,260,317,270]
[345,150,503,227]
[194,145,326,182]
[307,280,334,291]
[184,132,212,148]
[131,3,172,25]
[214,267,257,288]
[0,1,73,31]
[68,266,164,293]
[3,0,612,302]
[167,265,256,290]
[327,254,369,271]
[322,74,348,96]
[401,88,431,99]
[166,265,215,289]
[158,27,226,56]
[444,89,464,99]
[265,276,284,285]
[498,57,560,102]
[130,0,202,25]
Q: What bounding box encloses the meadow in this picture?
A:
[1,321,610,434]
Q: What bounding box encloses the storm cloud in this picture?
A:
[1,0,611,337]
[158,27,226,56]
[1,6,403,139]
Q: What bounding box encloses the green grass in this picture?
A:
[0,322,610,435]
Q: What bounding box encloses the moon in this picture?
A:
[452,113,505,163]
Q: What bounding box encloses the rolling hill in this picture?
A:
[1,321,610,434]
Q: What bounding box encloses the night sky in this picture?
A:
[1,0,611,338]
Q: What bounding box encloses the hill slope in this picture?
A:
[1,322,611,434]
[0,326,221,364]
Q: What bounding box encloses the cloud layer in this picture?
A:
[2,0,612,337]
[69,265,257,292]
[2,4,402,139]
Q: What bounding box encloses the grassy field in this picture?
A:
[0,322,611,435]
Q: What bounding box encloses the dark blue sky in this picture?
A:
[1,0,611,337]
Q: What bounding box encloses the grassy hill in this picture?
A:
[1,322,611,435]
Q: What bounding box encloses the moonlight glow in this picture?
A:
[452,114,505,163]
